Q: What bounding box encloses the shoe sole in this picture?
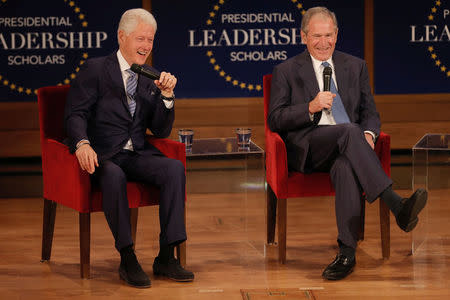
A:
[153,271,194,282]
[119,268,151,288]
[404,189,428,232]
[322,267,354,281]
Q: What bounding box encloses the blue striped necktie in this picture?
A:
[126,69,137,116]
[322,62,350,124]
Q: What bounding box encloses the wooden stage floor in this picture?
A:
[0,187,449,299]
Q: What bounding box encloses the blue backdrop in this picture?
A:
[152,0,365,98]
[8,1,442,100]
[374,0,450,94]
[0,0,142,102]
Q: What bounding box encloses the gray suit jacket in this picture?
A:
[268,50,380,172]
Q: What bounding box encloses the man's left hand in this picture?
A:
[155,72,177,98]
[365,133,375,150]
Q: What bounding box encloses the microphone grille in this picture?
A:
[323,66,332,76]
[130,63,142,73]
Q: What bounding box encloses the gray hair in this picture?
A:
[301,7,338,34]
[118,8,157,36]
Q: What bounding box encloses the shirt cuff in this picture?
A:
[163,99,174,109]
[364,130,376,142]
[76,139,90,150]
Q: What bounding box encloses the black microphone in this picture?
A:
[323,66,332,91]
[323,66,332,112]
[130,63,160,80]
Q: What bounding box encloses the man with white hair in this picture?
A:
[65,8,194,288]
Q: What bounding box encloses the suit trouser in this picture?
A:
[94,150,187,251]
[306,123,392,248]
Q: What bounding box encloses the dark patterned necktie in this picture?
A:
[322,62,350,124]
[126,69,137,116]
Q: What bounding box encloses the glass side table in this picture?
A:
[412,133,450,254]
[185,138,266,259]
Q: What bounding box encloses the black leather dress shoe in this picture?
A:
[119,251,151,288]
[153,257,194,282]
[322,254,356,280]
[396,188,428,232]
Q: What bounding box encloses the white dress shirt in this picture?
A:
[310,55,337,125]
[116,50,174,150]
[309,54,376,141]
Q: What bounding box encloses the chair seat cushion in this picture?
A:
[286,172,335,198]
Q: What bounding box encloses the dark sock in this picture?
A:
[380,185,403,217]
[120,244,134,260]
[158,244,174,264]
[338,240,355,260]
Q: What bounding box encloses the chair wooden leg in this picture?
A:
[130,208,138,249]
[266,184,277,244]
[41,198,57,261]
[176,242,186,267]
[79,212,90,279]
[379,200,390,259]
[277,197,287,264]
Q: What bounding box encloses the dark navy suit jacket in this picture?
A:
[65,53,174,162]
[268,50,381,172]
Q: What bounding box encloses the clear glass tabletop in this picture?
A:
[186,137,264,157]
[413,134,449,150]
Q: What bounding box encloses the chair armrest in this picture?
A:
[147,136,186,168]
[375,132,391,177]
[41,138,91,212]
[265,128,289,196]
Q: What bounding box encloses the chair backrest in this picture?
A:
[263,74,272,131]
[37,85,70,143]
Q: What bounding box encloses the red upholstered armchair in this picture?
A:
[263,74,391,264]
[37,85,186,278]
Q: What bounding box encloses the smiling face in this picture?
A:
[118,21,155,66]
[301,14,338,61]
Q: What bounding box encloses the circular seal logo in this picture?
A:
[188,0,308,93]
[424,1,450,78]
[0,0,107,99]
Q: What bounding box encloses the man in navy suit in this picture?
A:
[65,8,193,288]
[268,7,427,280]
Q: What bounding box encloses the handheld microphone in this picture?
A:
[323,66,332,91]
[130,63,160,80]
[323,66,332,112]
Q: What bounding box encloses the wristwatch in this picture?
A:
[160,93,175,101]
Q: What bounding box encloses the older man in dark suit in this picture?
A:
[268,7,427,280]
[65,8,193,288]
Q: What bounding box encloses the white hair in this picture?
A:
[301,7,338,34]
[117,8,157,36]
